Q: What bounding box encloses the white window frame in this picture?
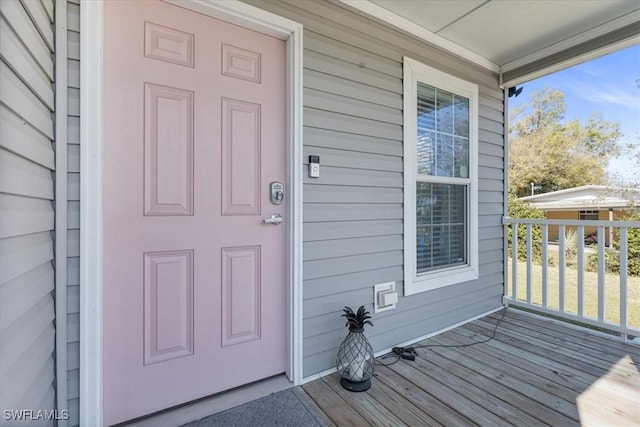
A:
[403,57,479,295]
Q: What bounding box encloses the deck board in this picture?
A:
[481,312,636,367]
[387,357,514,426]
[363,375,442,426]
[374,364,473,426]
[299,309,640,426]
[419,338,577,425]
[302,377,370,426]
[428,332,581,422]
[473,317,637,381]
[402,349,543,426]
[321,373,408,427]
[465,319,640,395]
[444,326,593,394]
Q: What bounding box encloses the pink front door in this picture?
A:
[102,1,286,424]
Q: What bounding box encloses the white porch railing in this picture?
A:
[503,217,640,343]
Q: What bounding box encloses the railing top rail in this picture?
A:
[503,217,640,228]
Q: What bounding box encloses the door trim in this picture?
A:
[79,1,303,424]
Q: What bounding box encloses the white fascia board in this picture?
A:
[502,36,639,88]
[530,201,632,210]
[519,185,603,201]
[502,11,640,74]
[339,0,499,73]
[520,185,640,203]
[501,11,640,87]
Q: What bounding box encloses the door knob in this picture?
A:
[263,214,282,225]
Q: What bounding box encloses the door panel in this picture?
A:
[103,1,286,424]
[143,250,194,365]
[221,98,261,215]
[144,83,194,216]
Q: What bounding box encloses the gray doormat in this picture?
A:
[180,388,327,427]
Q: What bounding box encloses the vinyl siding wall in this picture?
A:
[65,1,80,424]
[242,0,505,377]
[0,0,57,422]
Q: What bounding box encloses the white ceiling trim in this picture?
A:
[501,36,639,88]
[339,0,500,73]
[501,11,640,73]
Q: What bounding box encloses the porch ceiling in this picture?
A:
[342,0,640,84]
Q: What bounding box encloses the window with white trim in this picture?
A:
[579,210,599,220]
[403,57,479,295]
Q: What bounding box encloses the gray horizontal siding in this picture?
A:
[0,0,56,420]
[66,1,80,424]
[304,125,402,156]
[243,0,505,378]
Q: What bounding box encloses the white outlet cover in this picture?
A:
[374,281,397,313]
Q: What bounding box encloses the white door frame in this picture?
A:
[79,1,303,424]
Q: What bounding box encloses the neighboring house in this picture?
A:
[1,0,638,425]
[520,185,640,245]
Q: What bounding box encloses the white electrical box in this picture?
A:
[379,291,398,307]
[374,281,397,313]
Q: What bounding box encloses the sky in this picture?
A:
[508,44,640,185]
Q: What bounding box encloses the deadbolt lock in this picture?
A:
[270,182,284,205]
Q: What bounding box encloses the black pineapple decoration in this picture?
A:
[336,305,374,391]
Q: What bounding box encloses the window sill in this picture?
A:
[404,265,479,296]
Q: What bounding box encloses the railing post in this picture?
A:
[577,225,584,317]
[526,224,532,304]
[620,228,628,343]
[542,224,548,308]
[597,227,605,323]
[512,223,518,301]
[559,224,565,313]
[608,208,614,248]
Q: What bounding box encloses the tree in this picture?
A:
[509,88,622,197]
[610,129,640,189]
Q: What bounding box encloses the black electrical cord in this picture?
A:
[375,308,507,367]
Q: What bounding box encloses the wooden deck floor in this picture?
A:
[299,309,640,426]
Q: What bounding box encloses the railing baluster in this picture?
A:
[512,223,518,301]
[559,224,565,313]
[597,226,605,322]
[542,224,548,308]
[526,224,532,304]
[577,225,584,317]
[620,228,628,343]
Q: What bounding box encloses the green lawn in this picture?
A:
[507,259,640,330]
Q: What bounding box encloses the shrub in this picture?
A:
[586,252,598,273]
[608,208,640,276]
[586,208,640,276]
[563,228,578,263]
[507,192,545,263]
[586,248,621,275]
[625,209,640,276]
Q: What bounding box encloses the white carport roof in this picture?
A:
[519,185,640,210]
[340,0,639,86]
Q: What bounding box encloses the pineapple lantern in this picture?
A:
[336,305,374,391]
